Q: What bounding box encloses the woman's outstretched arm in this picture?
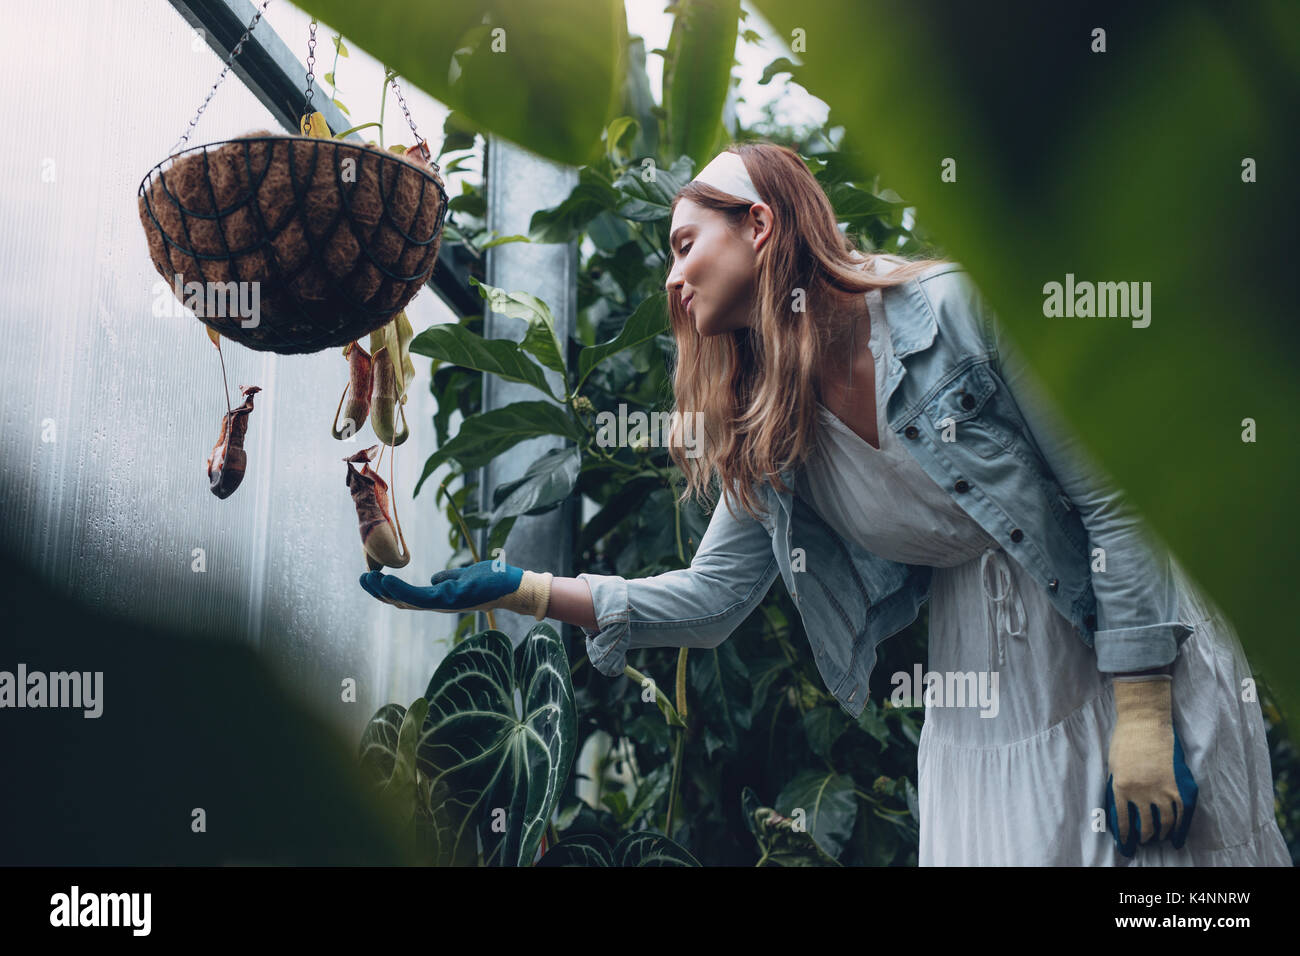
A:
[546,577,598,631]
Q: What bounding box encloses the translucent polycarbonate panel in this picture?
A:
[0,0,466,744]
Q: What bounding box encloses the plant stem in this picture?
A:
[623,665,683,727]
[378,68,394,149]
[664,647,689,836]
[665,725,685,838]
[673,491,684,563]
[329,37,340,99]
[333,121,382,139]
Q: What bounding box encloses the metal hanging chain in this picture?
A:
[303,19,318,118]
[389,73,440,171]
[171,0,275,155]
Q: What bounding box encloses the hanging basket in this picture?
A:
[138,132,448,355]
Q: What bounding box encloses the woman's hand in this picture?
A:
[359,559,554,620]
[1104,674,1198,857]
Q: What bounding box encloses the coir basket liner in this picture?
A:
[138,132,448,355]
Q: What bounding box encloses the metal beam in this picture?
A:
[476,135,579,642]
[166,0,480,317]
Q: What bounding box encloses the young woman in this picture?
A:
[360,142,1291,867]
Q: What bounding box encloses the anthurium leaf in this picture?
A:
[774,769,857,860]
[489,446,581,524]
[414,401,582,494]
[468,277,567,378]
[663,0,739,170]
[576,292,668,392]
[409,323,560,402]
[748,0,1300,719]
[741,787,843,866]
[358,702,406,787]
[611,830,700,866]
[536,832,614,866]
[377,697,429,821]
[415,624,576,867]
[294,0,626,167]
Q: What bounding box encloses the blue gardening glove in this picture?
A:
[1104,674,1198,857]
[359,559,554,620]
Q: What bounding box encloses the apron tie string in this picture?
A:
[980,546,1027,673]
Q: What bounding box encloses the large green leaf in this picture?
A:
[409,323,560,402]
[741,787,842,866]
[416,624,577,867]
[752,0,1300,718]
[663,0,740,170]
[414,401,583,494]
[295,0,627,166]
[488,446,582,524]
[802,705,848,760]
[621,37,660,160]
[576,291,669,392]
[612,155,695,222]
[468,277,567,378]
[528,165,623,244]
[774,769,858,860]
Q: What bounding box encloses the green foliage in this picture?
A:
[376,2,1299,866]
[294,0,627,166]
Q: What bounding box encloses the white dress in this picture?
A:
[797,288,1292,866]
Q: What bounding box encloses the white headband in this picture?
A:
[690,150,762,205]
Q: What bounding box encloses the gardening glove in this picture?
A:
[359,559,553,620]
[1104,674,1198,858]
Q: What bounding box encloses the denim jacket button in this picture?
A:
[1048,578,1059,591]
[904,425,919,439]
[1010,528,1023,542]
[960,392,976,410]
[954,479,970,493]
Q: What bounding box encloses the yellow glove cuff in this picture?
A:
[498,570,554,620]
[1113,673,1172,725]
[1109,674,1178,843]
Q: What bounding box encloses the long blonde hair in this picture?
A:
[664,141,949,522]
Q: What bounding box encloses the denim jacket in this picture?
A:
[579,263,1192,720]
